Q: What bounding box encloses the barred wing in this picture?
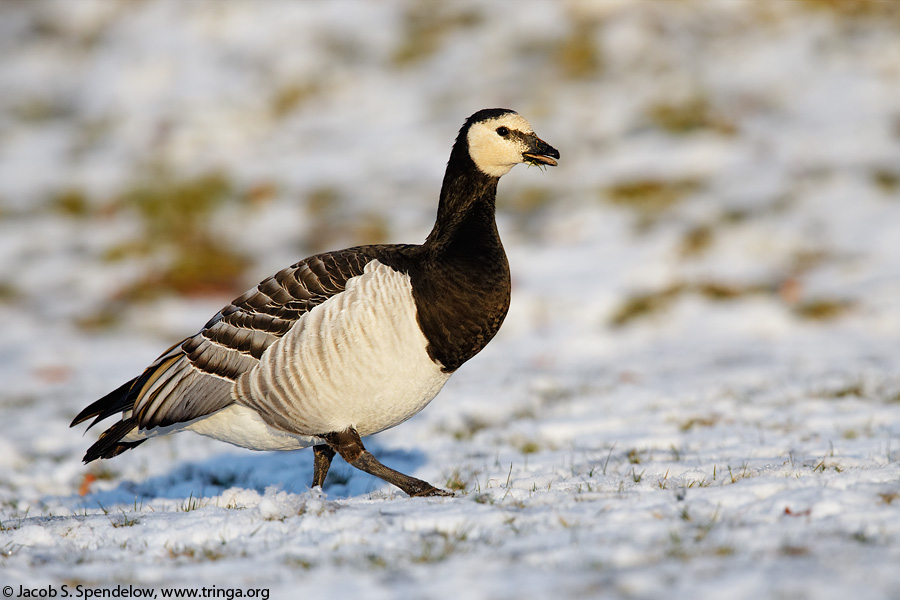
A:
[72,248,383,460]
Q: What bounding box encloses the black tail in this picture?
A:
[71,376,147,462]
[71,377,139,430]
[81,418,147,462]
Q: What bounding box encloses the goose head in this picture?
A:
[465,109,560,178]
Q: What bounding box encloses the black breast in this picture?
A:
[409,252,510,372]
[376,205,511,373]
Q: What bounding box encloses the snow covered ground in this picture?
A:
[2,1,900,598]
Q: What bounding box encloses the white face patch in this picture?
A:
[467,113,537,177]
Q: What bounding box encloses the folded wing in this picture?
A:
[71,248,380,461]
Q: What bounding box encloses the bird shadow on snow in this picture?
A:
[66,443,428,510]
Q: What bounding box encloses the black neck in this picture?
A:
[407,133,512,372]
[425,155,501,260]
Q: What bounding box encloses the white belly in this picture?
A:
[186,404,321,450]
[122,404,321,451]
[233,260,451,441]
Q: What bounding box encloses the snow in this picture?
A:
[2,1,900,598]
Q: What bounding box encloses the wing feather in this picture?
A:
[73,247,392,461]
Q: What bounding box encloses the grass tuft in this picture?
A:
[878,492,898,505]
[77,171,251,329]
[392,5,481,66]
[444,469,470,492]
[679,224,715,258]
[303,186,390,253]
[780,544,810,556]
[167,545,225,562]
[609,278,853,328]
[411,529,469,564]
[556,21,603,79]
[727,464,751,484]
[679,415,720,432]
[180,492,203,513]
[271,82,319,118]
[518,440,541,455]
[609,284,684,327]
[871,168,899,194]
[110,512,140,528]
[798,0,900,20]
[0,281,21,304]
[792,298,855,321]
[51,188,92,217]
[0,518,22,532]
[647,94,736,136]
[626,448,645,465]
[603,178,702,228]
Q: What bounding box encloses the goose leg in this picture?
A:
[321,427,452,497]
[312,444,336,488]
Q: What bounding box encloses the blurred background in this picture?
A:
[4,3,900,593]
[1,0,900,489]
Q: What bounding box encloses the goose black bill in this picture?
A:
[523,135,560,167]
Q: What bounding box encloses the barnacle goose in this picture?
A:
[72,109,559,497]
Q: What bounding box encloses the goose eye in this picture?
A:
[496,126,510,137]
